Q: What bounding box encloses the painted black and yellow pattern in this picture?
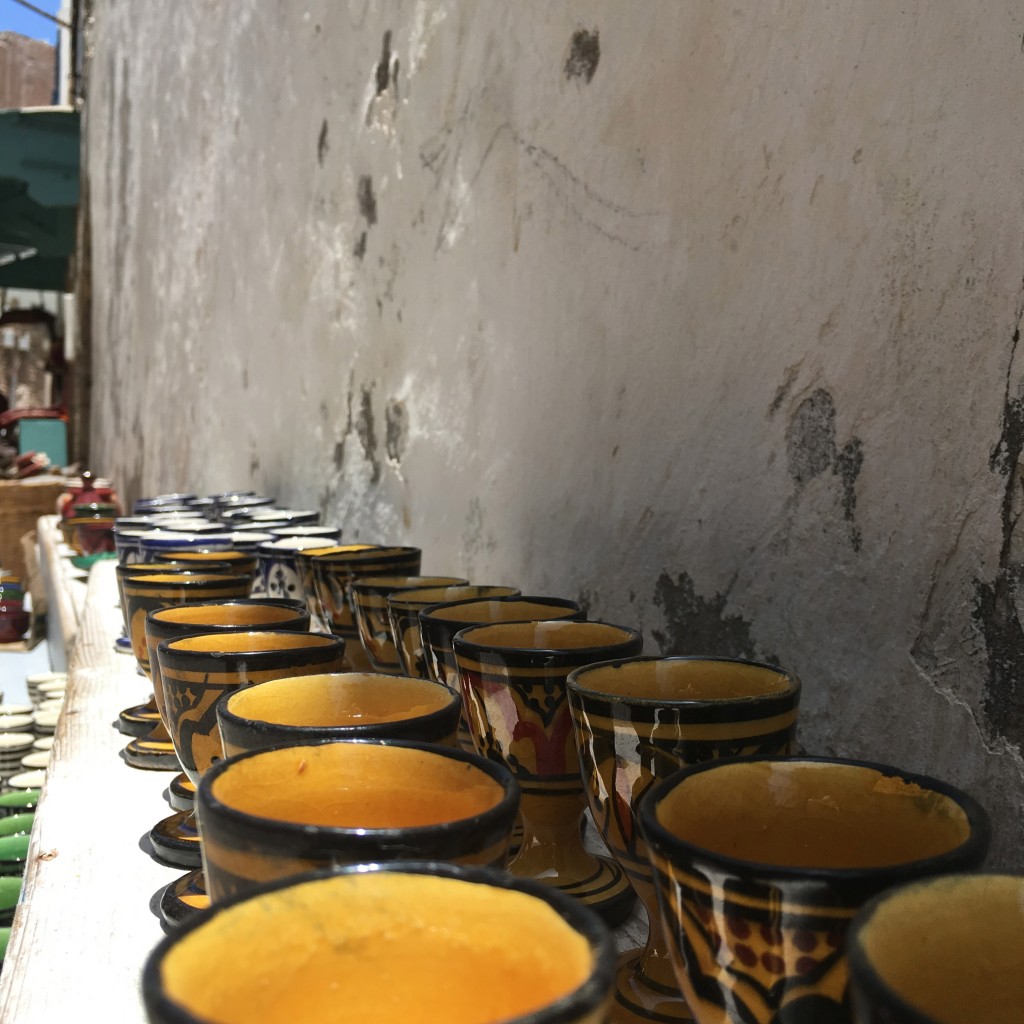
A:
[309,546,421,638]
[121,572,252,674]
[351,575,466,673]
[568,656,800,1023]
[451,619,642,926]
[640,758,991,1024]
[156,631,348,786]
[387,585,520,678]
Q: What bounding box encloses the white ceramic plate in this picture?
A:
[7,769,46,789]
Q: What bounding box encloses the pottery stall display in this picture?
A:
[420,594,583,751]
[453,620,644,925]
[387,584,521,679]
[638,757,991,1024]
[142,861,617,1024]
[155,630,347,922]
[350,574,469,673]
[216,671,463,756]
[847,872,1024,1024]
[142,600,312,884]
[567,656,801,1024]
[119,572,253,766]
[309,545,422,667]
[196,738,521,903]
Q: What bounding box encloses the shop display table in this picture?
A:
[0,557,647,1022]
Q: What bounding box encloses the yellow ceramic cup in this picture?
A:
[142,862,616,1024]
[197,739,521,903]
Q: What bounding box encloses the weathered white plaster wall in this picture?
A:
[87,2,1024,862]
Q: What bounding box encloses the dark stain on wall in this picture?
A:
[376,30,395,95]
[834,439,864,551]
[317,118,329,166]
[353,231,367,260]
[384,398,408,464]
[785,387,864,551]
[357,176,377,226]
[356,385,381,485]
[786,389,836,484]
[564,29,600,83]
[769,365,800,415]
[333,372,356,470]
[975,326,1024,751]
[249,454,260,476]
[651,571,772,663]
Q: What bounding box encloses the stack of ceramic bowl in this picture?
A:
[36,679,65,704]
[33,706,58,738]
[0,733,35,784]
[26,672,66,707]
[19,750,49,774]
[0,707,34,734]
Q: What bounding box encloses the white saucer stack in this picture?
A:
[0,733,36,782]
[26,672,67,706]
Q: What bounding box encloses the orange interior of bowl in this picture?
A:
[656,761,971,870]
[210,742,503,828]
[429,599,572,625]
[224,673,455,727]
[169,631,334,654]
[577,658,795,701]
[159,871,593,1024]
[153,604,300,628]
[856,874,1024,1022]
[462,620,630,651]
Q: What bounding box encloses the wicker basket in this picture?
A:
[0,478,65,580]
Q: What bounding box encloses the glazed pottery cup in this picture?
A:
[196,738,520,902]
[292,544,371,631]
[350,574,468,673]
[217,671,462,756]
[567,656,801,1024]
[142,860,616,1024]
[145,600,312,737]
[310,545,422,663]
[144,602,316,868]
[453,620,643,925]
[115,561,234,636]
[847,873,1024,1024]
[253,536,341,601]
[156,631,347,789]
[638,757,991,1024]
[419,594,582,750]
[309,544,423,631]
[155,549,258,580]
[121,573,253,676]
[387,584,520,678]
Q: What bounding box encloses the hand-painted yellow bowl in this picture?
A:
[142,861,616,1024]
[196,738,519,902]
[216,671,462,757]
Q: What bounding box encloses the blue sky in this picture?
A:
[0,0,63,43]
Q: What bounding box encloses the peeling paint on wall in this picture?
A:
[784,388,864,551]
[651,571,772,664]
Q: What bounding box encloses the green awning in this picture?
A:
[0,108,80,292]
